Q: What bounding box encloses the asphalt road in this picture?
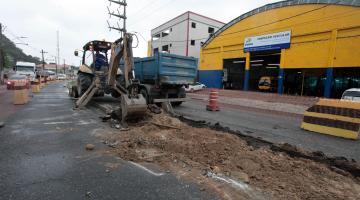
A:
[0,82,219,200]
[174,100,360,161]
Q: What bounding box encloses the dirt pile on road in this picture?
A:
[98,113,360,200]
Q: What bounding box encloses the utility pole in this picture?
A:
[55,57,58,75]
[107,0,127,36]
[40,50,48,71]
[0,23,4,84]
[63,59,66,74]
[56,30,60,75]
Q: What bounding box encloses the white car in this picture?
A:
[185,82,206,93]
[57,74,67,80]
[341,88,360,102]
[16,70,36,81]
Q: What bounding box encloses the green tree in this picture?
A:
[4,52,13,68]
[0,33,40,67]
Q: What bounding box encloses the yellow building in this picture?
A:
[200,0,360,98]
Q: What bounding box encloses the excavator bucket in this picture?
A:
[120,94,147,126]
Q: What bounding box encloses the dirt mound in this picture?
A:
[98,113,360,200]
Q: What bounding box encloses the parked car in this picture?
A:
[185,82,206,93]
[43,71,57,81]
[6,74,30,90]
[258,76,277,92]
[341,88,360,102]
[57,74,67,80]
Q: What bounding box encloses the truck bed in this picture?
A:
[134,53,198,85]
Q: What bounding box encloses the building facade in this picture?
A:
[150,11,225,59]
[36,63,72,74]
[200,0,360,98]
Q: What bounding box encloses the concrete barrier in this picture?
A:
[31,80,41,93]
[13,81,29,105]
[301,99,360,140]
[40,77,46,88]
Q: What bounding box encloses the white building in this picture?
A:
[150,11,225,58]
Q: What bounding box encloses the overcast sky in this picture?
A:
[0,0,279,66]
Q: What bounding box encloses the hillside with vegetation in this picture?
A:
[0,33,41,68]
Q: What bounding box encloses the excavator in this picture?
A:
[69,0,161,127]
[72,33,147,127]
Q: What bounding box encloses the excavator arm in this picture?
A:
[108,38,123,88]
[108,34,135,94]
[75,1,147,128]
[107,33,147,127]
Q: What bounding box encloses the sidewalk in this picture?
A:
[189,89,319,116]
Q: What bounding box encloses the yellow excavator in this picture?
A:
[70,33,147,127]
[69,1,152,127]
[72,34,147,127]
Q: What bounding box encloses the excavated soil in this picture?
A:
[96,113,360,200]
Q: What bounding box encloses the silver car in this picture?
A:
[341,88,360,102]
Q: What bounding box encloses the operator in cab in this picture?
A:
[94,51,108,70]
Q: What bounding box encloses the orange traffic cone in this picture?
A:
[206,89,220,111]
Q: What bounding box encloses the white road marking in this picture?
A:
[207,172,268,200]
[44,122,72,125]
[207,172,249,190]
[129,162,165,177]
[77,120,96,125]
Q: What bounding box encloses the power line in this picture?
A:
[127,0,160,19]
[127,0,178,29]
[4,26,66,62]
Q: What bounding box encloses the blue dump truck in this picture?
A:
[134,53,198,106]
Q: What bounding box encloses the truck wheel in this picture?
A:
[77,72,92,96]
[140,89,149,104]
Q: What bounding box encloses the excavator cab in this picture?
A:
[81,41,111,68]
[77,40,112,70]
[75,41,122,97]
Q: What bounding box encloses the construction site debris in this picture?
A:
[148,104,162,114]
[85,144,95,151]
[100,115,111,122]
[97,113,360,200]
